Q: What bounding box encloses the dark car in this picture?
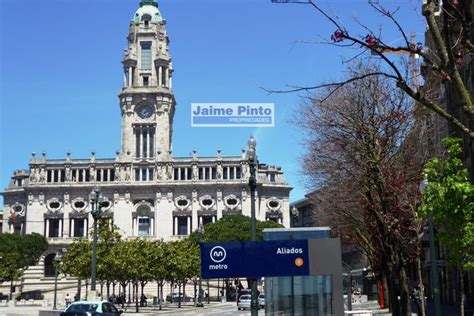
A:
[165,292,193,303]
[60,300,123,316]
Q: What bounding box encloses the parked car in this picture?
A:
[237,294,252,310]
[165,292,193,303]
[258,294,265,308]
[60,300,123,316]
[15,290,44,301]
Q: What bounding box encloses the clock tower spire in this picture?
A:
[119,0,175,161]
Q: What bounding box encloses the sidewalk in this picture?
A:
[118,301,234,315]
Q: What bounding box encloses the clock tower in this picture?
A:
[119,0,175,161]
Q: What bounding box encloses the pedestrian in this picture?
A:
[65,293,72,307]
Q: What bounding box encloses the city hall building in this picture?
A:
[1,0,291,295]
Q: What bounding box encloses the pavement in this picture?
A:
[0,301,262,316]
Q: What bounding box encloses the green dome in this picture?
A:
[133,4,163,24]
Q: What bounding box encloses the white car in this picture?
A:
[258,294,266,308]
[237,294,251,310]
[60,300,124,315]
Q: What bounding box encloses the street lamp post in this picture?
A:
[419,178,441,316]
[197,224,205,308]
[247,135,258,316]
[89,186,104,296]
[53,252,62,310]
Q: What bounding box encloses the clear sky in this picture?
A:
[0,0,425,206]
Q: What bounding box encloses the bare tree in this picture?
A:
[269,0,474,139]
[296,62,427,315]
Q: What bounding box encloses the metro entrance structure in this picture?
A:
[201,228,344,316]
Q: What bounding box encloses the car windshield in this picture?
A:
[66,303,98,312]
[240,295,251,300]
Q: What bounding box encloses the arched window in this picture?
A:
[134,205,154,236]
[44,253,57,277]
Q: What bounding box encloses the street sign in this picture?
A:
[200,240,310,279]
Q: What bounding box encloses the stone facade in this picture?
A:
[1,0,291,278]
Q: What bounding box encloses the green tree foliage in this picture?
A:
[189,215,283,243]
[0,233,48,282]
[0,233,48,299]
[60,240,91,280]
[421,138,474,269]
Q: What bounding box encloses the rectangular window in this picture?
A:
[135,169,140,181]
[49,219,60,238]
[135,129,141,158]
[178,217,188,235]
[73,219,85,237]
[199,168,204,180]
[161,67,167,87]
[230,167,235,179]
[236,167,242,179]
[270,173,276,182]
[174,168,179,180]
[138,218,150,236]
[141,42,152,69]
[223,167,229,180]
[141,168,147,181]
[143,76,149,87]
[202,216,214,226]
[211,167,217,180]
[148,168,154,181]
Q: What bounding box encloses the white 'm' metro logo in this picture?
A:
[210,246,227,263]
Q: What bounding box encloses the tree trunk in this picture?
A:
[387,271,401,316]
[135,281,139,313]
[382,274,389,309]
[121,283,127,309]
[9,280,13,301]
[460,267,465,316]
[77,279,81,301]
[416,256,426,316]
[85,280,89,300]
[399,264,412,316]
[178,283,182,308]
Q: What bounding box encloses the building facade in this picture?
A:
[1,0,290,257]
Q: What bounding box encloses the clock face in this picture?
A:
[138,105,153,118]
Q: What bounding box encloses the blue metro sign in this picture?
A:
[200,240,310,279]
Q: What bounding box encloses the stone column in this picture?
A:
[174,217,178,235]
[128,67,132,86]
[71,219,75,237]
[139,127,143,158]
[146,127,150,158]
[45,219,50,237]
[84,219,88,237]
[165,68,169,87]
[158,66,162,86]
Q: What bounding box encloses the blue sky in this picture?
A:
[0,0,425,206]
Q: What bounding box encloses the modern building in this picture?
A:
[1,0,291,298]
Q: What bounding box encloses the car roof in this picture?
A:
[71,300,106,304]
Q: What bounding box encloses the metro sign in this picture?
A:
[200,240,310,279]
